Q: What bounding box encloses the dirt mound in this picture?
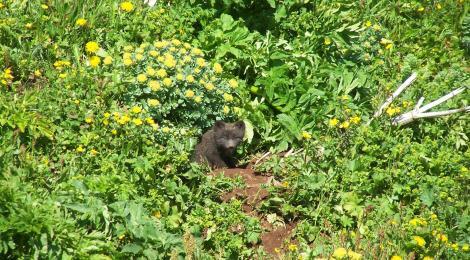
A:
[212,167,297,257]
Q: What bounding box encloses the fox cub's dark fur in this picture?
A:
[192,120,245,169]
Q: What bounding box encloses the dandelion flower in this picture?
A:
[120,1,134,12]
[76,18,87,26]
[85,41,100,53]
[85,117,93,124]
[34,70,42,77]
[90,149,98,156]
[301,131,312,140]
[76,145,84,153]
[390,256,402,260]
[365,20,372,27]
[132,118,143,126]
[89,56,101,67]
[412,236,426,247]
[339,121,350,129]
[123,58,133,66]
[333,247,347,259]
[288,244,297,252]
[111,129,118,135]
[350,116,361,124]
[329,118,339,127]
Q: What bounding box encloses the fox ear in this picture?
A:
[234,121,245,130]
[214,120,226,130]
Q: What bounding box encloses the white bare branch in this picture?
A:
[144,0,157,7]
[419,87,466,112]
[392,106,469,125]
[373,72,418,118]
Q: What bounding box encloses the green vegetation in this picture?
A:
[0,0,468,259]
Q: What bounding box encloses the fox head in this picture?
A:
[213,120,245,154]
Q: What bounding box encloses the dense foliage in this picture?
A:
[0,0,468,259]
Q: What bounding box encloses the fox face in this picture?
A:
[213,120,245,155]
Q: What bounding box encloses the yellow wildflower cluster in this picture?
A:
[1,68,14,86]
[409,217,427,226]
[412,235,426,247]
[118,38,240,119]
[85,41,100,53]
[329,115,361,129]
[332,248,362,260]
[386,105,401,116]
[380,38,393,50]
[75,18,87,27]
[53,60,71,70]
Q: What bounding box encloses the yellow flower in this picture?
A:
[274,248,281,254]
[85,117,93,124]
[135,53,144,61]
[74,99,80,105]
[148,99,160,107]
[120,1,134,12]
[223,93,234,102]
[385,43,393,50]
[390,256,402,260]
[103,119,109,126]
[228,79,238,88]
[462,244,469,251]
[132,118,143,126]
[90,149,98,156]
[59,73,67,79]
[25,23,33,29]
[163,78,172,87]
[0,3,4,9]
[386,107,399,116]
[123,58,133,66]
[329,118,339,127]
[350,116,361,124]
[171,39,181,46]
[75,18,87,26]
[162,55,175,68]
[213,63,223,74]
[301,131,312,140]
[365,20,372,27]
[185,90,195,98]
[111,129,118,135]
[347,250,362,260]
[436,3,441,10]
[324,37,332,45]
[418,7,424,12]
[333,247,347,259]
[341,95,349,100]
[205,82,215,91]
[41,4,48,9]
[422,257,433,260]
[149,50,158,57]
[281,181,289,188]
[412,236,426,247]
[436,234,448,243]
[149,80,161,91]
[196,58,206,67]
[339,121,350,129]
[162,126,170,133]
[154,41,166,49]
[288,244,298,252]
[194,96,202,103]
[192,48,203,56]
[151,123,159,130]
[89,56,101,67]
[135,48,144,54]
[176,73,184,81]
[76,145,84,153]
[103,56,113,65]
[380,38,392,45]
[137,74,148,83]
[451,243,458,251]
[223,105,230,114]
[156,69,167,78]
[146,117,155,125]
[186,75,195,83]
[124,45,133,52]
[85,41,100,53]
[131,106,142,114]
[34,70,42,77]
